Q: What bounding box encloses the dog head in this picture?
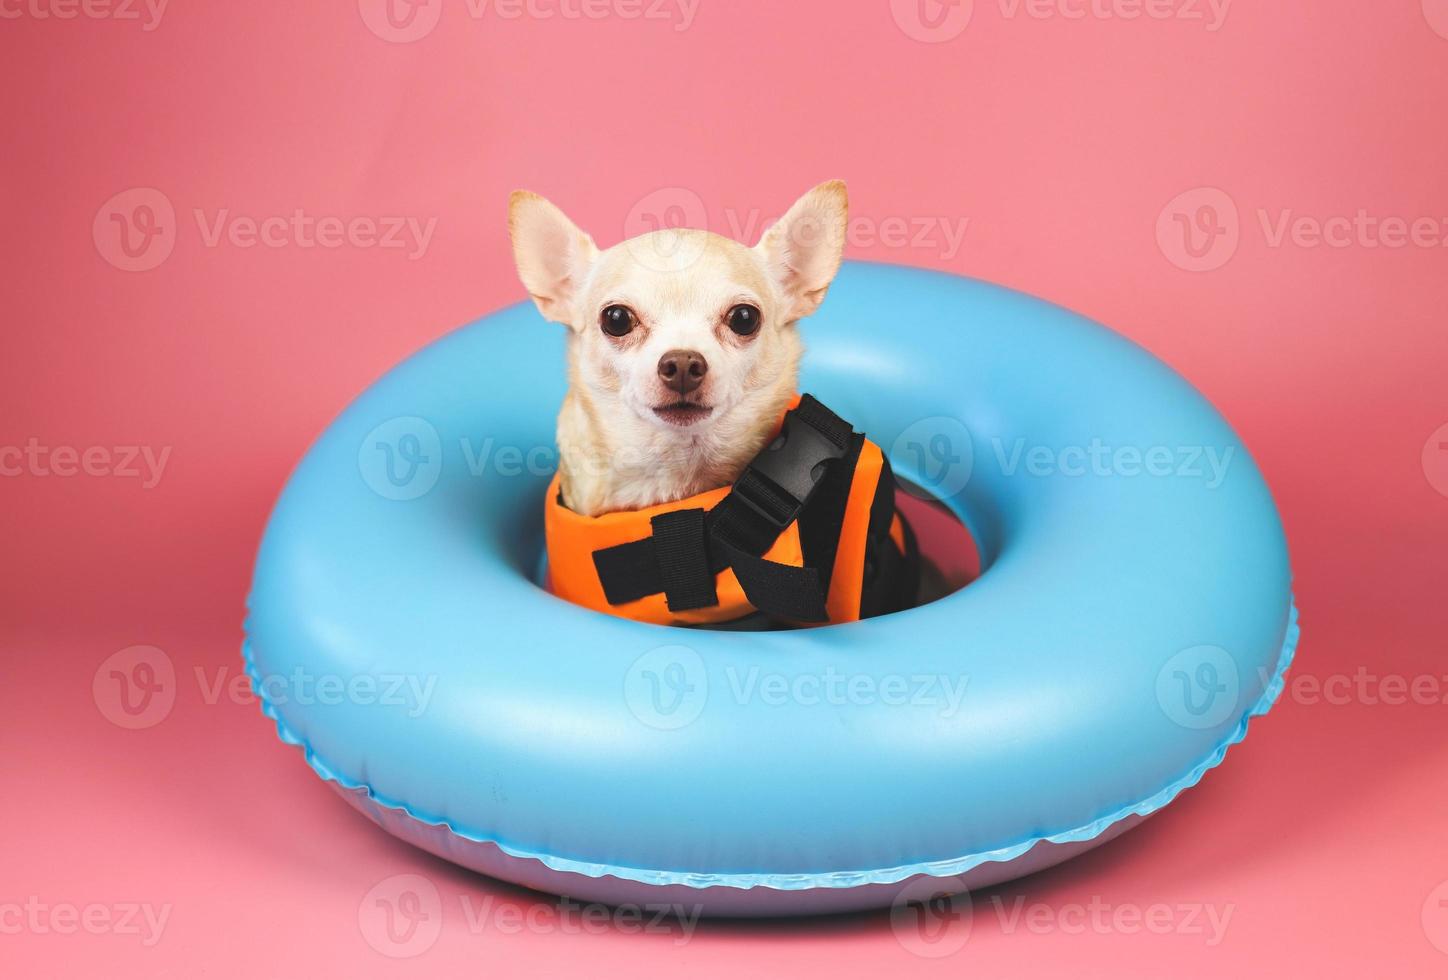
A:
[508,182,849,438]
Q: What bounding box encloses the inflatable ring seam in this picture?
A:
[240,599,1299,892]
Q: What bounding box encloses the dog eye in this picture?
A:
[726,304,761,336]
[600,305,636,337]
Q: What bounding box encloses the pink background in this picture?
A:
[5,1,1448,976]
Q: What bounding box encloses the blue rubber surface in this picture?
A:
[244,261,1296,911]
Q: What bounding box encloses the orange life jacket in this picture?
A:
[545,395,917,626]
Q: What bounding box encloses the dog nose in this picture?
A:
[658,349,708,395]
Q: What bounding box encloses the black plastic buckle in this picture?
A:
[731,411,849,529]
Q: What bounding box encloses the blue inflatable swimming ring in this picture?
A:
[245,262,1298,916]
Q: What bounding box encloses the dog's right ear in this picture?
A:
[508,192,598,327]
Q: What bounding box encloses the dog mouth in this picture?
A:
[652,401,714,427]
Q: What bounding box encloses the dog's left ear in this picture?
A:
[755,180,849,322]
[509,191,599,327]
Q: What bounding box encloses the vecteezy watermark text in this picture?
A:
[715,206,970,261]
[357,417,1237,503]
[891,0,1231,44]
[995,0,1230,29]
[457,894,700,943]
[988,894,1234,944]
[725,666,970,716]
[623,187,971,262]
[1265,666,1448,708]
[94,188,439,272]
[358,873,701,958]
[992,437,1236,489]
[358,0,701,43]
[197,666,439,719]
[622,645,972,730]
[888,880,1234,958]
[0,897,172,947]
[93,645,440,731]
[193,209,437,259]
[0,0,169,30]
[1158,186,1448,272]
[0,440,171,488]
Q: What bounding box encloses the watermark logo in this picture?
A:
[359,0,443,41]
[93,646,176,730]
[622,186,711,272]
[1162,186,1448,268]
[891,417,975,499]
[620,186,971,269]
[93,188,176,272]
[891,0,974,43]
[1157,645,1239,729]
[359,874,443,958]
[722,205,969,260]
[1424,879,1448,955]
[624,645,708,730]
[624,186,708,239]
[358,417,444,501]
[890,877,973,957]
[96,189,437,267]
[358,884,704,946]
[1157,187,1239,272]
[1425,0,1448,40]
[92,658,440,720]
[1422,422,1448,499]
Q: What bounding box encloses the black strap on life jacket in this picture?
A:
[591,395,866,622]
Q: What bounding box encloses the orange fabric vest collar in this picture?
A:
[544,396,905,626]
